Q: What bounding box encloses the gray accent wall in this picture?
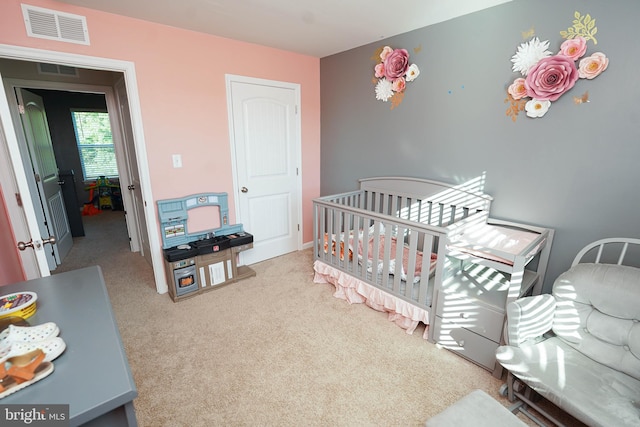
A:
[320,0,640,292]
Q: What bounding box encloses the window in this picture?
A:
[71,111,118,180]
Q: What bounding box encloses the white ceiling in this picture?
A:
[56,0,512,58]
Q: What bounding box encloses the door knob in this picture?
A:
[241,187,248,193]
[17,236,56,251]
[17,240,35,251]
[128,184,135,190]
[43,236,56,245]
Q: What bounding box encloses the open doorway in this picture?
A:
[0,51,163,292]
[20,88,129,274]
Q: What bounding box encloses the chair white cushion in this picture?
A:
[552,263,640,380]
[496,336,640,427]
[505,294,555,346]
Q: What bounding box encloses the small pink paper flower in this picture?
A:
[383,49,409,81]
[392,77,406,93]
[578,52,609,79]
[374,63,385,78]
[525,55,579,101]
[559,36,587,61]
[380,46,393,61]
[508,78,527,100]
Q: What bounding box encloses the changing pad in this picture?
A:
[448,222,543,266]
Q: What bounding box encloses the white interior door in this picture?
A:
[227,76,301,265]
[16,88,72,267]
[114,78,151,264]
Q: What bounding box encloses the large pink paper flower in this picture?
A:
[559,36,587,61]
[383,49,409,81]
[524,55,579,101]
[578,52,609,79]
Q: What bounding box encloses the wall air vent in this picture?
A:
[37,63,79,78]
[21,4,90,45]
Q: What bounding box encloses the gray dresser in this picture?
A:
[1,266,138,426]
[433,219,554,377]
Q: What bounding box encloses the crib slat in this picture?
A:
[382,192,390,216]
[370,218,380,283]
[404,230,419,294]
[372,220,383,285]
[314,202,321,259]
[392,225,405,294]
[390,195,398,219]
[339,211,348,269]
[329,209,337,264]
[353,213,363,277]
[380,222,392,285]
[360,219,371,282]
[418,233,434,305]
[319,205,327,261]
[398,197,411,220]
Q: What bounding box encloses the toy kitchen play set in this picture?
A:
[158,192,255,302]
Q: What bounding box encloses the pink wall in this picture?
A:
[0,0,320,270]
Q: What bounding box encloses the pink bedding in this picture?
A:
[362,234,437,282]
[323,232,437,282]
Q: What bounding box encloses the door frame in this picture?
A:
[0,43,167,294]
[113,76,151,266]
[225,74,303,261]
[5,80,137,252]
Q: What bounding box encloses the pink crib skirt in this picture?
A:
[313,260,429,339]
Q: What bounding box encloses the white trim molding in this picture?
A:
[0,44,167,294]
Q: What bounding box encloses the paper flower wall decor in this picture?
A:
[372,46,420,109]
[505,12,609,121]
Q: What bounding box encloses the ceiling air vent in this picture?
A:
[21,4,90,45]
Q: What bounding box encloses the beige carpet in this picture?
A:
[54,211,582,426]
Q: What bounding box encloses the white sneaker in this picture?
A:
[0,322,59,345]
[0,337,66,362]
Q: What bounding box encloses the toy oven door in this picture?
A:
[173,264,198,296]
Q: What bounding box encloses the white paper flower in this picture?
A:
[525,98,551,118]
[511,37,552,76]
[375,78,394,102]
[405,64,420,82]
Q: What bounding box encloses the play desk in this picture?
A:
[1,266,138,426]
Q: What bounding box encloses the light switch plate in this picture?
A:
[172,154,182,168]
